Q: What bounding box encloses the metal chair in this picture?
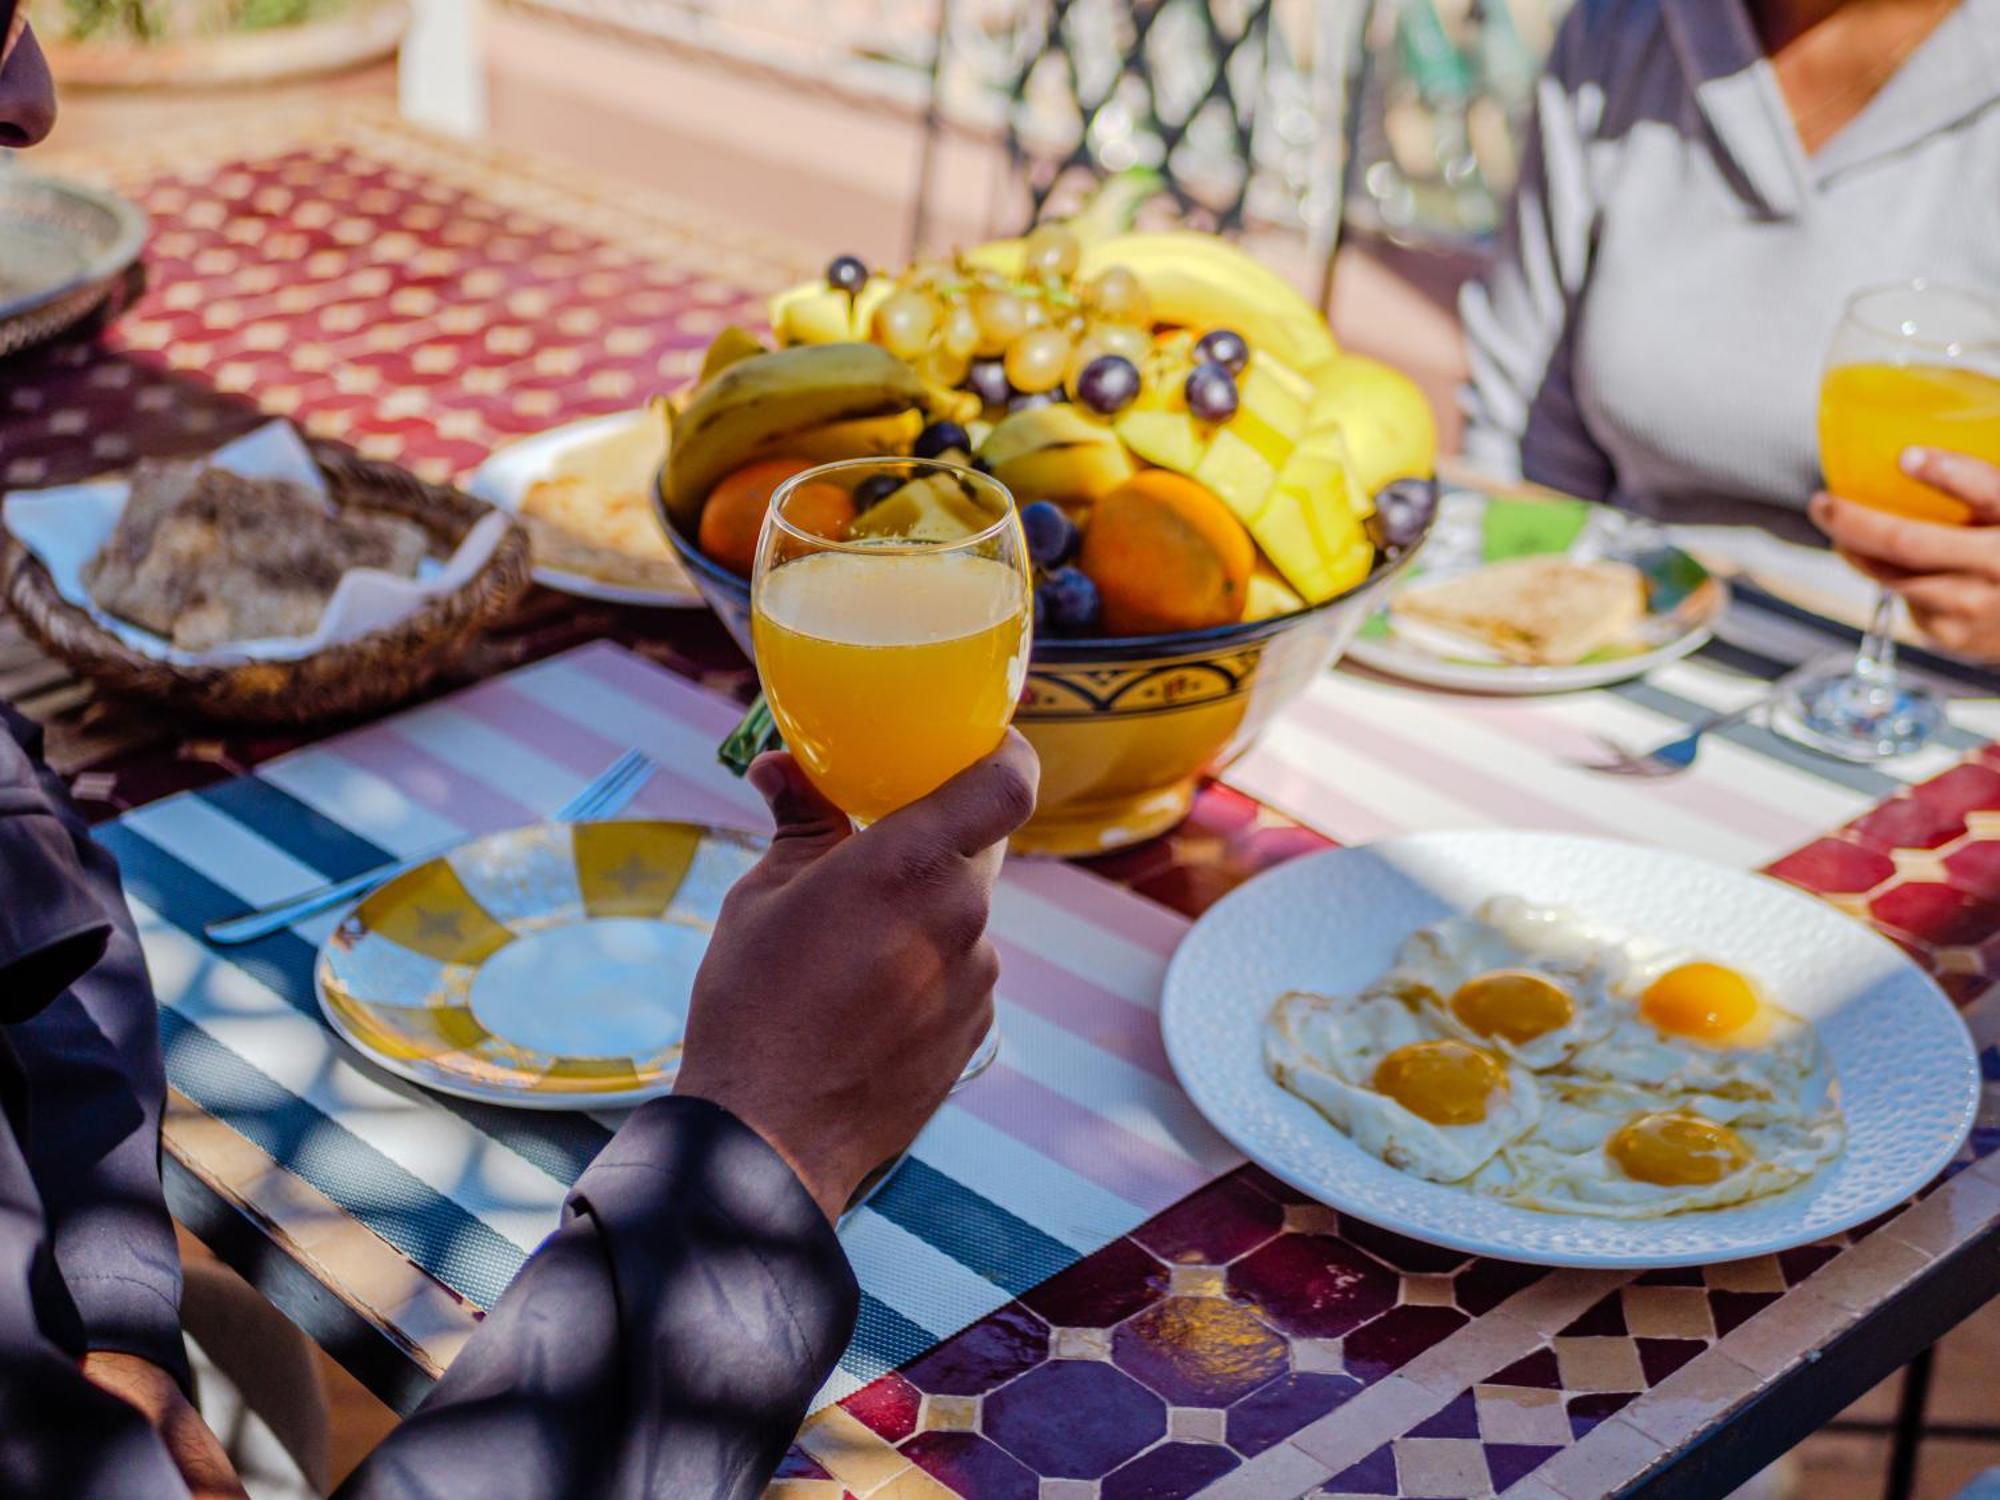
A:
[908,0,1376,307]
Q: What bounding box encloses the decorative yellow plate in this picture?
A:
[316,821,762,1109]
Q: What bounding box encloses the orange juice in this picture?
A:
[1819,363,2000,524]
[753,549,1031,821]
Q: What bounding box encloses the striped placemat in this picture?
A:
[1227,590,2000,862]
[98,642,1240,1408]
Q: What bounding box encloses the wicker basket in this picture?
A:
[1,445,533,725]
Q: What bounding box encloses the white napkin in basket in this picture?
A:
[2,422,508,666]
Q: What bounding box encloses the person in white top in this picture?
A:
[1461,0,2000,658]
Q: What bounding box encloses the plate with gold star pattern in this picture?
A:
[316,820,763,1108]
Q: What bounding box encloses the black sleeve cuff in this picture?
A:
[0,802,113,1024]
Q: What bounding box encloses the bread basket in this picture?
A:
[1,445,532,725]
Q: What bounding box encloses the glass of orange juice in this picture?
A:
[1781,281,2000,761]
[751,456,1033,1082]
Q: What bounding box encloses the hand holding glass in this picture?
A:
[1783,282,2000,760]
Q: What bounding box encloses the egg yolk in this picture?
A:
[1373,1040,1508,1126]
[1450,970,1575,1044]
[1640,962,1759,1041]
[1608,1111,1752,1186]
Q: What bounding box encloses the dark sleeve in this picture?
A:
[0,707,189,1389]
[0,1061,193,1500]
[338,1096,858,1500]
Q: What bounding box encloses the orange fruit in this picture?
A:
[1078,470,1255,634]
[698,457,855,576]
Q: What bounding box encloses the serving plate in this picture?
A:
[318,819,760,1108]
[468,411,702,608]
[1161,831,1978,1267]
[0,173,148,360]
[1347,491,1728,694]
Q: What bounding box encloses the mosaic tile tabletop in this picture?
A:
[2,107,1995,1500]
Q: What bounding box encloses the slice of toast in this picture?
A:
[1392,555,1647,666]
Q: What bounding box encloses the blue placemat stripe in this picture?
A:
[193,775,396,879]
[159,1007,528,1307]
[866,1158,1077,1298]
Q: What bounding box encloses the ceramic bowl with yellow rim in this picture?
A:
[662,496,1427,858]
[316,820,761,1108]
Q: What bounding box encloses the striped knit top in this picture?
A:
[1459,0,2000,538]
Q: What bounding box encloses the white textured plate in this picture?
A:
[468,412,701,608]
[1161,832,1978,1267]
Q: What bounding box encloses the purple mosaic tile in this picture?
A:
[1340,1305,1470,1381]
[1021,1237,1170,1329]
[1326,1441,1399,1496]
[1485,1348,1562,1391]
[1486,1442,1564,1491]
[901,1303,1048,1397]
[1337,1214,1472,1274]
[1636,1337,1707,1386]
[901,1432,1038,1500]
[1559,1293,1628,1338]
[1567,1390,1638,1439]
[1226,1234,1399,1339]
[1709,1290,1780,1338]
[1225,1371,1364,1458]
[1452,1256,1546,1317]
[1100,1441,1241,1499]
[1406,1388,1480,1439]
[1778,1243,1842,1284]
[1132,1171,1286,1266]
[984,1359,1167,1479]
[1111,1296,1289,1407]
[774,1445,834,1480]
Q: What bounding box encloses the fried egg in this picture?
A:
[1471,1078,1845,1217]
[1266,989,1540,1183]
[1565,954,1825,1104]
[1382,897,1624,1070]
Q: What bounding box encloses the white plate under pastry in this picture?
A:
[1161,832,1979,1268]
[468,411,702,609]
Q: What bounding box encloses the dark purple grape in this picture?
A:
[1033,587,1048,632]
[1367,476,1438,551]
[826,254,869,294]
[913,421,971,460]
[1076,354,1141,415]
[965,359,1012,408]
[1040,566,1101,634]
[1019,500,1078,568]
[1007,389,1065,414]
[1184,361,1240,422]
[1193,328,1249,374]
[853,472,904,512]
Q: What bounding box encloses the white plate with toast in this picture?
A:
[1347,490,1728,694]
[469,410,702,609]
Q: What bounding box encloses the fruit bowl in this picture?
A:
[649,199,1442,852]
[660,491,1427,855]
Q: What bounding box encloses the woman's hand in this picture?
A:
[1810,447,2000,660]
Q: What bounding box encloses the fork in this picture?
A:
[204,749,658,945]
[1579,675,1802,777]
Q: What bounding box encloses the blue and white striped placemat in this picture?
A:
[102,642,1240,1408]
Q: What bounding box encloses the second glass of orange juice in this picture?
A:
[751,457,1033,825]
[1782,282,2000,761]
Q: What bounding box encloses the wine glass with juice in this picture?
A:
[751,457,1034,1081]
[1782,282,2000,760]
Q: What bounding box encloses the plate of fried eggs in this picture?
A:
[1162,832,1979,1267]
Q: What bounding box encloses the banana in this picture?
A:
[980,405,1134,506]
[779,410,923,462]
[770,276,894,345]
[661,343,928,533]
[1078,231,1339,378]
[699,325,769,383]
[1305,354,1438,497]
